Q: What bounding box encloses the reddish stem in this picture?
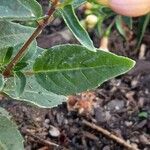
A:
[3,0,59,77]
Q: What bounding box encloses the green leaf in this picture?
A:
[138,112,148,118]
[61,5,96,52]
[59,0,73,7]
[16,47,44,72]
[18,0,43,18]
[3,47,14,65]
[0,47,13,67]
[0,107,24,150]
[115,15,126,40]
[15,40,37,62]
[0,74,4,90]
[2,76,66,108]
[14,62,28,72]
[0,116,24,150]
[0,107,10,119]
[0,41,36,72]
[136,14,150,48]
[0,140,6,150]
[33,44,135,95]
[122,16,133,29]
[59,0,85,7]
[14,72,26,97]
[73,0,86,7]
[0,0,42,20]
[0,21,34,50]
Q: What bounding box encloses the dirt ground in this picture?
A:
[0,1,150,150]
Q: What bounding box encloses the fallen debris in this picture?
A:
[82,119,139,150]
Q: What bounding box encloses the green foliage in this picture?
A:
[0,0,42,20]
[60,0,86,7]
[0,107,24,150]
[18,0,43,18]
[72,0,86,7]
[14,72,26,97]
[115,14,150,48]
[138,112,148,119]
[136,14,150,48]
[0,21,34,49]
[15,41,37,63]
[61,5,96,51]
[0,0,136,148]
[2,76,66,108]
[33,44,135,95]
[0,47,13,67]
[115,15,127,40]
[84,2,149,49]
[0,74,4,90]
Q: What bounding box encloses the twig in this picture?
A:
[2,0,59,77]
[25,129,59,147]
[82,119,139,150]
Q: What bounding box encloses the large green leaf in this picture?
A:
[0,0,42,20]
[2,46,64,108]
[0,107,24,150]
[33,44,135,95]
[61,5,96,51]
[0,21,34,49]
[2,76,66,108]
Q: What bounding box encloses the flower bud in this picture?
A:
[85,14,98,29]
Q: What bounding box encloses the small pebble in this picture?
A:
[138,97,145,108]
[49,125,60,137]
[43,122,49,129]
[64,119,68,125]
[106,99,124,111]
[131,143,138,149]
[125,121,133,127]
[44,119,50,124]
[131,79,138,88]
[139,134,150,145]
[35,117,42,122]
[102,146,110,150]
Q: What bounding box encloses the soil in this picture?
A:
[0,1,150,150]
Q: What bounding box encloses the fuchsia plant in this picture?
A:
[0,0,135,149]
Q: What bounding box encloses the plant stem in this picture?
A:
[3,0,59,78]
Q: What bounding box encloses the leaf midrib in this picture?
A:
[33,64,125,73]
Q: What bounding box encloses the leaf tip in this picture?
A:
[127,58,136,70]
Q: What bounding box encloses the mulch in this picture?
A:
[0,1,150,149]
